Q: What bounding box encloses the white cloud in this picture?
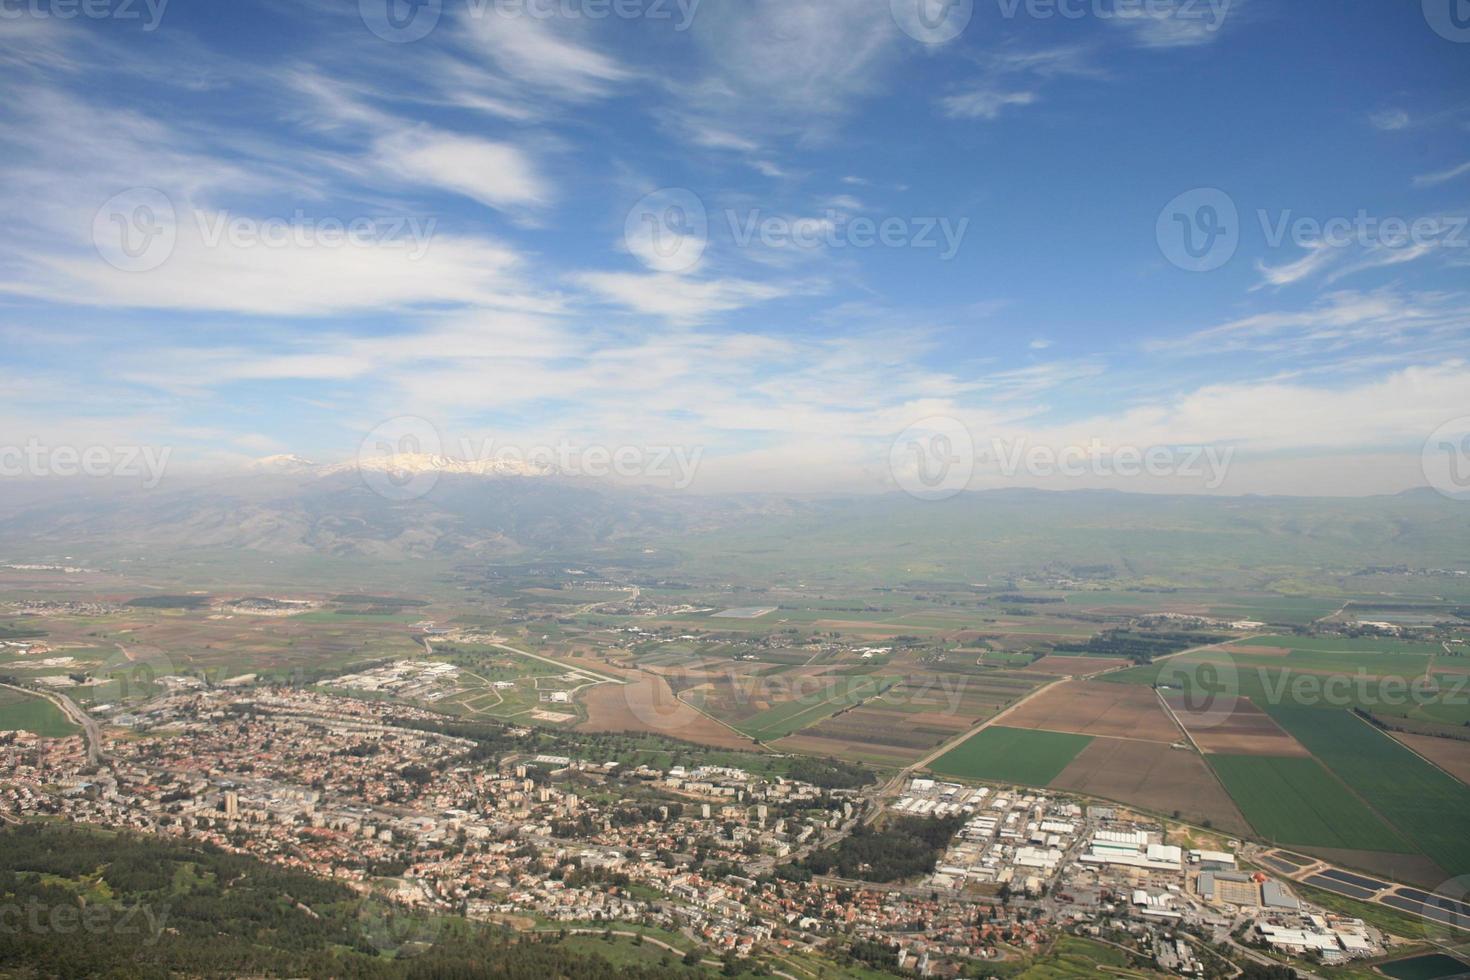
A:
[11,222,541,317]
[376,129,550,211]
[1107,0,1241,48]
[1414,160,1470,188]
[942,88,1038,120]
[1253,241,1339,289]
[458,10,631,101]
[1369,108,1411,131]
[574,272,794,323]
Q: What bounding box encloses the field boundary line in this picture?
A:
[1154,687,1204,754]
[1355,709,1470,789]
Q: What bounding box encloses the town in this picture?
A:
[0,679,1408,977]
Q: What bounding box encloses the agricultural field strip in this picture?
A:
[1207,754,1412,852]
[1263,705,1470,878]
[927,725,1094,785]
[734,675,898,741]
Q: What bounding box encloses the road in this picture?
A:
[0,682,103,765]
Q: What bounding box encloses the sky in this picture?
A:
[1,0,1469,497]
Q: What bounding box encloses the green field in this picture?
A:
[1100,651,1470,723]
[0,687,77,737]
[735,675,898,741]
[1247,635,1446,655]
[1207,754,1410,852]
[928,726,1092,785]
[1265,707,1470,877]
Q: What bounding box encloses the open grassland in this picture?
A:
[0,687,77,737]
[1014,935,1163,979]
[1207,754,1411,852]
[1264,706,1470,878]
[928,725,1092,785]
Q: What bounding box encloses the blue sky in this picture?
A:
[1,0,1468,494]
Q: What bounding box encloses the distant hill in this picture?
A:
[0,467,1467,587]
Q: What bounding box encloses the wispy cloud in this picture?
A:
[1414,160,1470,188]
[942,88,1038,120]
[1369,108,1411,131]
